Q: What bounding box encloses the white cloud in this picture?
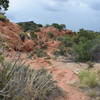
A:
[6,0,100,31]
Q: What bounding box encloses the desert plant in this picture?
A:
[73,39,94,62]
[37,41,48,49]
[54,35,74,57]
[54,45,67,56]
[0,14,6,21]
[72,29,100,62]
[77,29,97,41]
[78,70,99,88]
[88,91,97,98]
[52,23,66,31]
[87,61,94,68]
[0,55,65,100]
[73,36,100,62]
[0,35,8,52]
[33,48,48,57]
[47,32,54,38]
[17,21,42,32]
[19,32,26,42]
[30,32,37,40]
[57,35,73,47]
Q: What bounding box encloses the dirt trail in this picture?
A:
[6,52,90,100]
[24,58,89,100]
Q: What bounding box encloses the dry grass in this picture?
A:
[0,54,65,100]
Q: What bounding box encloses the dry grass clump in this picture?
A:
[0,55,65,100]
[78,70,99,88]
[78,69,100,99]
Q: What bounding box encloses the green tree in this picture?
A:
[52,23,66,31]
[73,29,100,62]
[0,0,9,11]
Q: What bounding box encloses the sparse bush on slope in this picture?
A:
[78,69,100,99]
[30,32,37,40]
[47,32,54,38]
[73,29,100,62]
[78,70,99,88]
[17,21,42,32]
[0,14,7,22]
[55,29,100,62]
[52,23,66,31]
[73,39,93,62]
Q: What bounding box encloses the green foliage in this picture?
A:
[52,23,66,31]
[58,35,73,47]
[19,32,26,42]
[54,35,74,57]
[47,32,54,38]
[37,41,48,50]
[30,32,37,40]
[0,56,64,100]
[0,53,4,62]
[87,61,94,68]
[73,40,93,62]
[78,70,99,88]
[33,48,48,57]
[55,29,100,62]
[54,45,68,56]
[37,24,43,27]
[77,29,97,40]
[0,14,6,21]
[17,21,42,32]
[88,91,97,98]
[73,29,100,62]
[0,0,9,11]
[0,35,8,52]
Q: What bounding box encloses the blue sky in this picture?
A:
[6,0,100,31]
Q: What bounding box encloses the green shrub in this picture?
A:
[31,48,48,58]
[33,49,48,57]
[17,21,42,32]
[87,61,94,68]
[0,35,8,52]
[78,70,99,88]
[0,56,65,100]
[52,23,66,31]
[73,35,100,62]
[54,45,68,56]
[37,41,48,49]
[0,14,6,21]
[73,40,93,62]
[88,91,97,98]
[73,29,100,62]
[57,35,73,47]
[19,32,26,42]
[77,29,97,40]
[55,35,75,57]
[47,32,54,38]
[55,29,100,62]
[30,32,37,40]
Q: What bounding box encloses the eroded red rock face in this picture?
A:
[0,20,74,52]
[0,20,35,51]
[22,40,36,52]
[36,26,73,42]
[39,26,73,36]
[0,20,23,50]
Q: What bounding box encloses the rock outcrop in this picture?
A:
[0,19,22,50]
[0,19,74,52]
